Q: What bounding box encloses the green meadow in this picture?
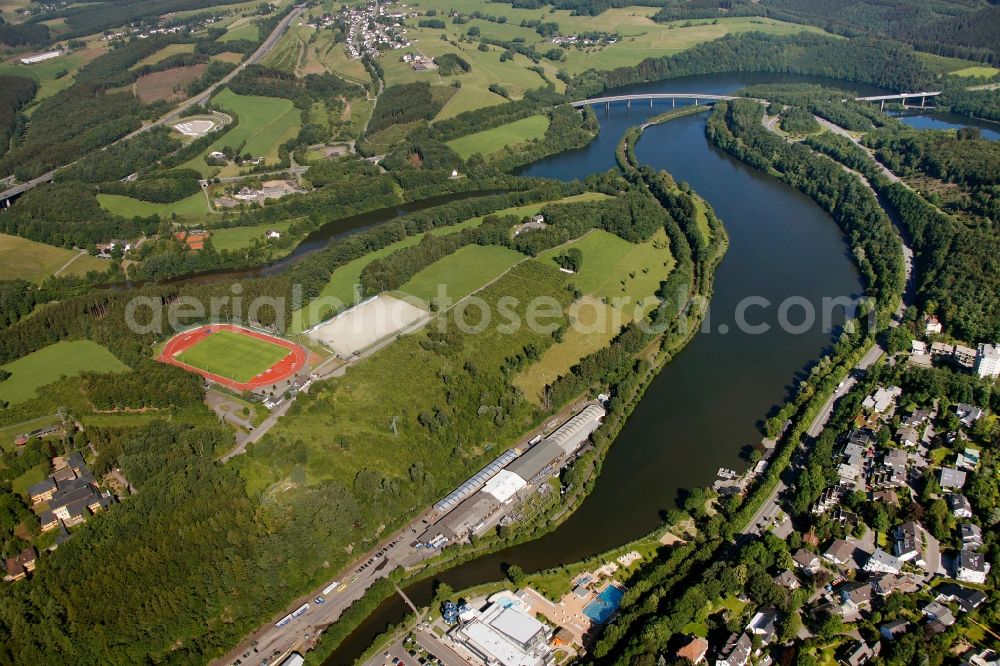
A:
[0,341,129,406]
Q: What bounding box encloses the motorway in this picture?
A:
[0,4,306,206]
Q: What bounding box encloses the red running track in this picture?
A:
[158,324,307,392]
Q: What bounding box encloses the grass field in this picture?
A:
[209,219,299,252]
[219,20,261,43]
[289,192,611,332]
[97,192,210,221]
[239,260,570,496]
[181,88,301,177]
[447,115,550,159]
[11,463,48,497]
[0,340,129,406]
[175,330,290,383]
[514,228,674,402]
[131,43,196,69]
[951,66,1000,78]
[398,245,525,306]
[0,233,108,283]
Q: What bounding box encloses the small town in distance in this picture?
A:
[0,0,999,664]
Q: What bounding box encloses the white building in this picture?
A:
[924,315,942,335]
[864,548,903,575]
[975,343,1000,378]
[19,50,62,65]
[450,600,553,666]
[481,470,527,504]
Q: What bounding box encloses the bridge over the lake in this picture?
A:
[571,90,943,111]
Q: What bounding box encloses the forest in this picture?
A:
[804,131,1000,341]
[0,76,36,160]
[646,0,1000,63]
[367,82,445,135]
[568,32,936,99]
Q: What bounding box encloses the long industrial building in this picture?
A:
[425,403,606,543]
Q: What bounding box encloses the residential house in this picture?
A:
[939,467,967,490]
[2,548,37,582]
[930,341,954,356]
[839,582,873,609]
[922,601,956,626]
[862,386,901,414]
[957,447,980,471]
[880,448,908,486]
[792,549,821,574]
[746,608,778,643]
[954,345,977,368]
[901,408,934,428]
[911,340,928,356]
[895,425,919,448]
[837,640,879,666]
[956,549,991,584]
[960,523,983,549]
[676,636,709,664]
[823,539,855,567]
[924,315,942,335]
[773,570,800,590]
[879,619,909,641]
[956,404,984,429]
[864,549,903,575]
[936,583,988,613]
[949,493,974,519]
[963,649,1000,666]
[892,521,941,574]
[715,632,752,666]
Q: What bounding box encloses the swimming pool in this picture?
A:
[582,585,624,623]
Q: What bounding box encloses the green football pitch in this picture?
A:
[175,330,289,383]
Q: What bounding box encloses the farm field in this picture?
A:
[446,114,550,159]
[0,233,108,283]
[97,192,210,221]
[514,228,674,402]
[398,244,525,306]
[289,192,610,332]
[180,88,301,177]
[209,219,298,252]
[0,46,100,103]
[219,20,261,42]
[134,64,208,103]
[175,330,290,384]
[0,340,129,406]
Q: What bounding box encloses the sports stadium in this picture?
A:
[159,324,307,391]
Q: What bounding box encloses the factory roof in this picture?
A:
[482,470,527,503]
[506,440,563,483]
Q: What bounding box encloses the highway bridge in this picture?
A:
[572,90,944,111]
[570,93,738,108]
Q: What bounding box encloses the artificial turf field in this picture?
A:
[175,330,290,383]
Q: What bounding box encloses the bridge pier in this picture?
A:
[921,96,926,108]
[880,100,884,111]
[606,102,610,111]
[672,98,675,108]
[650,97,653,108]
[627,99,631,108]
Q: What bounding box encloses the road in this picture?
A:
[0,4,306,206]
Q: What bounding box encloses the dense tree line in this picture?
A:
[942,87,1000,123]
[488,105,599,171]
[434,53,471,76]
[568,32,935,98]
[804,131,1000,340]
[0,76,36,160]
[647,0,1000,63]
[0,17,49,47]
[228,65,362,106]
[368,82,445,135]
[778,105,820,134]
[55,126,182,184]
[97,169,202,204]
[745,84,888,132]
[81,363,203,411]
[0,280,40,328]
[0,181,159,248]
[22,0,248,41]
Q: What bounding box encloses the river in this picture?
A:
[322,72,877,665]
